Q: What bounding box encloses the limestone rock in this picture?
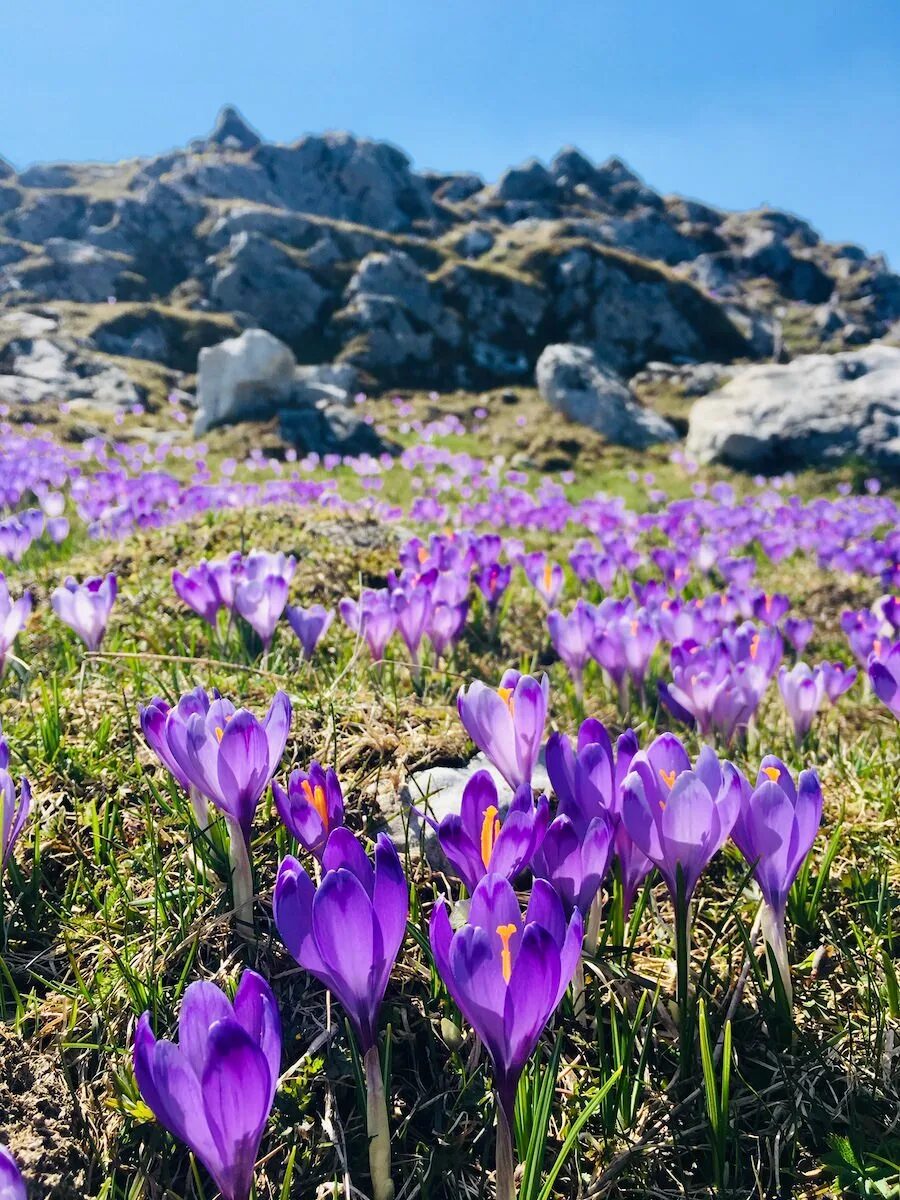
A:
[195,328,296,434]
[537,343,678,447]
[686,345,900,472]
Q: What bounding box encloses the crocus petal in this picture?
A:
[202,1019,272,1200]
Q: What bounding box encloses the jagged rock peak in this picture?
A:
[208,105,263,151]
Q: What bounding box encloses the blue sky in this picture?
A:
[4,0,899,264]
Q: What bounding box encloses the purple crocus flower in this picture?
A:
[660,643,759,744]
[457,671,549,791]
[869,643,900,717]
[436,770,548,892]
[622,734,742,903]
[234,575,289,648]
[133,971,281,1200]
[51,573,117,651]
[0,1146,25,1200]
[275,828,405,1200]
[523,552,564,607]
[548,600,597,698]
[752,592,791,626]
[274,828,407,1053]
[428,601,468,658]
[430,874,582,1121]
[172,562,223,627]
[532,806,614,918]
[474,561,512,612]
[1,769,30,875]
[546,721,650,919]
[777,663,826,744]
[177,691,292,845]
[140,687,218,827]
[819,660,857,702]
[783,617,814,655]
[391,584,433,669]
[285,604,333,659]
[0,574,31,677]
[731,757,823,1004]
[339,591,397,664]
[272,762,344,860]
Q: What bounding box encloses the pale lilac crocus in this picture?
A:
[783,617,814,655]
[819,660,857,703]
[523,552,564,607]
[285,604,333,659]
[0,574,31,677]
[870,643,900,718]
[731,757,823,1006]
[51,573,117,651]
[457,671,549,791]
[134,971,281,1200]
[777,663,826,745]
[548,600,597,698]
[234,575,289,648]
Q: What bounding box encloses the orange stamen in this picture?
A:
[660,768,676,789]
[762,766,781,782]
[301,779,330,829]
[480,805,501,868]
[497,923,517,984]
[498,686,515,715]
[543,562,553,592]
[750,634,760,660]
[215,727,225,743]
[630,620,639,636]
[417,546,429,564]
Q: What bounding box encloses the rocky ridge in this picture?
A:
[1,105,897,426]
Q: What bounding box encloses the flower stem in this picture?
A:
[495,1097,516,1200]
[188,785,209,832]
[674,869,692,1078]
[226,818,254,938]
[365,1045,395,1200]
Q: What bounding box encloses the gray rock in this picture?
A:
[687,345,900,472]
[279,399,385,456]
[23,239,135,303]
[496,159,559,203]
[17,163,77,189]
[207,105,262,151]
[195,328,297,433]
[536,343,678,447]
[208,232,328,347]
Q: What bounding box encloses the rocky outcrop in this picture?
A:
[536,344,678,447]
[0,107,897,405]
[686,345,900,472]
[194,327,385,455]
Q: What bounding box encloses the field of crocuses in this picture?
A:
[1,394,899,1199]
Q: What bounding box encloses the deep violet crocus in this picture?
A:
[436,769,548,891]
[731,757,823,1007]
[285,603,333,659]
[622,734,741,1055]
[1,769,30,877]
[51,573,117,651]
[272,762,344,859]
[544,720,649,935]
[777,663,826,744]
[430,875,582,1200]
[456,671,549,791]
[274,829,407,1200]
[783,617,814,655]
[819,660,857,703]
[0,1146,25,1200]
[140,688,291,929]
[133,971,281,1200]
[0,574,31,678]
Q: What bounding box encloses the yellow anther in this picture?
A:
[497,923,517,984]
[417,546,429,564]
[543,562,553,592]
[480,805,501,868]
[762,766,781,783]
[301,779,330,828]
[660,768,676,790]
[498,686,515,715]
[215,727,225,743]
[750,634,760,660]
